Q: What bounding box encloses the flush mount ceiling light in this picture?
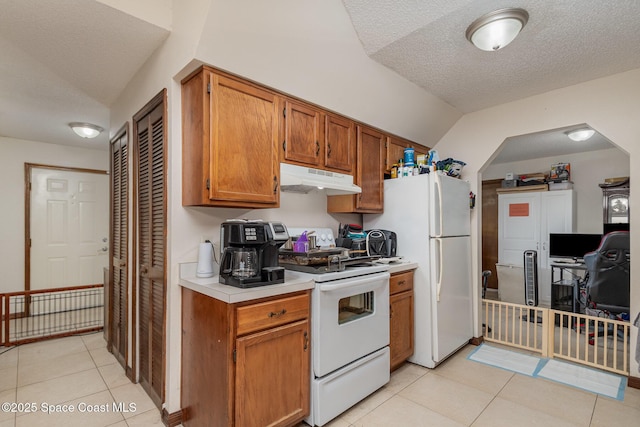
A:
[466,8,529,51]
[69,122,104,139]
[566,128,596,142]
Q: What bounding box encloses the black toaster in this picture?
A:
[365,230,397,257]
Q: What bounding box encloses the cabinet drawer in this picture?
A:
[236,293,310,336]
[390,271,414,295]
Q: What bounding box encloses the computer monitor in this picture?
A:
[603,223,629,234]
[549,233,603,260]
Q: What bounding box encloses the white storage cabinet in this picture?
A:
[497,190,576,305]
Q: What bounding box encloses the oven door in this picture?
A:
[313,271,390,378]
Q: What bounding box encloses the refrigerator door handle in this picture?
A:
[435,237,443,302]
[434,172,443,237]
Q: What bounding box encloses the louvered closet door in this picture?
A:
[135,91,166,408]
[110,126,129,369]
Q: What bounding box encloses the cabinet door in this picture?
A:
[540,190,575,267]
[282,99,323,167]
[386,136,409,173]
[390,290,414,371]
[209,73,280,205]
[235,319,310,427]
[356,125,385,212]
[324,113,355,173]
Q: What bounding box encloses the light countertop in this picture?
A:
[179,263,315,304]
[179,260,417,304]
[386,260,418,275]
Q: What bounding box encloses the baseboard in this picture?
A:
[628,375,640,389]
[469,336,484,346]
[162,408,183,427]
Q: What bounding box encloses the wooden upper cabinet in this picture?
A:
[281,99,355,175]
[182,67,280,208]
[358,126,385,212]
[386,135,430,173]
[324,113,355,173]
[327,124,384,213]
[282,99,323,166]
[386,136,409,171]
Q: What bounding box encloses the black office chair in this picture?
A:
[584,231,630,315]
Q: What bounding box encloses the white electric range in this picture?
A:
[284,227,390,426]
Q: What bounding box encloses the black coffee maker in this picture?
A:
[219,220,289,288]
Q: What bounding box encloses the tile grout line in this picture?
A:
[467,370,516,427]
[588,395,598,427]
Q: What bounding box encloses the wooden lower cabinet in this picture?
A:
[181,288,310,427]
[389,270,415,371]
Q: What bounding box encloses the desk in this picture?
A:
[550,262,588,313]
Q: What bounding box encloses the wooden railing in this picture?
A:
[482,299,630,376]
[0,284,103,346]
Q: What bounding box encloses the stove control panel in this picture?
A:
[286,227,336,248]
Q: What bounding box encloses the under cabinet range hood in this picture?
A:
[279,163,362,195]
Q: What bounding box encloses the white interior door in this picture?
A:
[498,193,541,266]
[30,167,109,290]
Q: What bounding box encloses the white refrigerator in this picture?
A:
[364,172,473,368]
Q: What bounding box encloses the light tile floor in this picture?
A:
[0,333,163,427]
[1,333,638,426]
[302,343,640,427]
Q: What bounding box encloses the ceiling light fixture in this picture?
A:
[466,8,529,51]
[566,128,596,142]
[69,122,104,139]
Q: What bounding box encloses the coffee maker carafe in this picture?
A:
[219,220,289,288]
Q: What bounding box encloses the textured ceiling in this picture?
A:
[0,0,169,149]
[342,0,639,161]
[342,0,640,113]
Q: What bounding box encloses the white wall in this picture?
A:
[194,0,461,148]
[433,68,640,376]
[0,136,108,293]
[485,148,630,233]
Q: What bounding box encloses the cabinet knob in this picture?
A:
[316,141,320,156]
[273,176,278,194]
[327,143,332,158]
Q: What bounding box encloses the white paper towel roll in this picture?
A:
[196,242,215,278]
